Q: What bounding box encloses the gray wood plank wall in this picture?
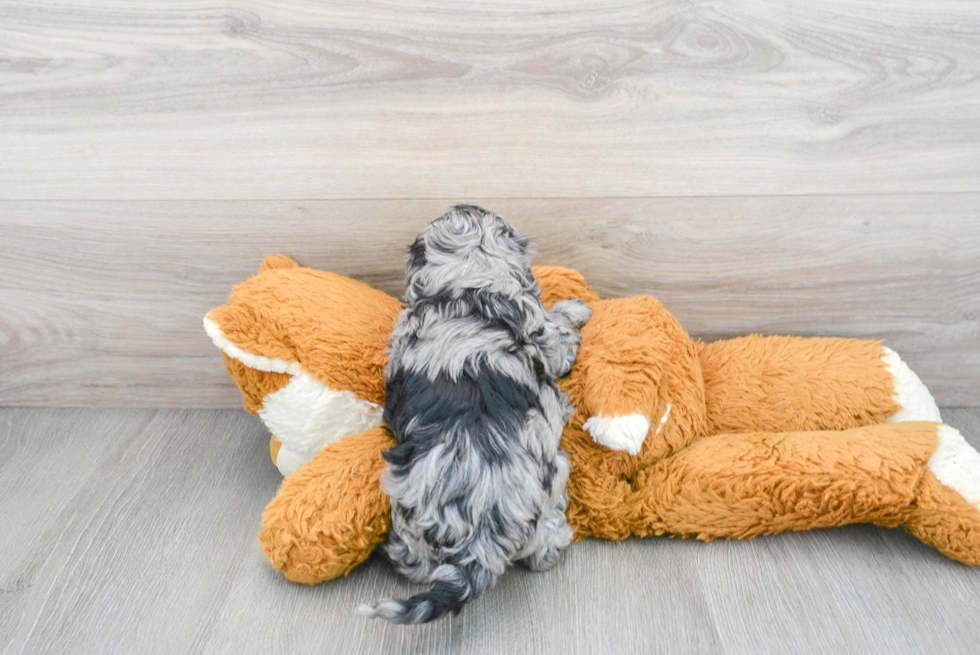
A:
[2,0,979,199]
[1,0,978,407]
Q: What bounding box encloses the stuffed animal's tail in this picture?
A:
[358,562,491,624]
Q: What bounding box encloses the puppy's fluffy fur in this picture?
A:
[359,206,591,624]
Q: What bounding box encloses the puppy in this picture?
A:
[359,205,591,624]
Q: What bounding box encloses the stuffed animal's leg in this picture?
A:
[627,421,980,565]
[259,426,395,584]
[568,296,707,458]
[697,335,939,435]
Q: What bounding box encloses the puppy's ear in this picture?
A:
[406,237,427,276]
[513,232,533,253]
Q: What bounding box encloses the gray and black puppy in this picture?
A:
[359,205,591,624]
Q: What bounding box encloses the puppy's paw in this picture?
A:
[539,299,592,378]
[550,298,592,329]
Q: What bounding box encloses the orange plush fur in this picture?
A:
[206,257,980,584]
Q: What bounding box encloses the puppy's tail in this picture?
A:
[358,562,492,624]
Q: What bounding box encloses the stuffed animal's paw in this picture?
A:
[583,412,652,456]
[583,403,673,456]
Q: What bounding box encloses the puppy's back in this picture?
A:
[361,206,569,624]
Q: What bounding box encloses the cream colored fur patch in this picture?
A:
[882,347,942,423]
[204,314,383,474]
[929,425,980,509]
[584,412,651,456]
[259,371,383,457]
[274,447,310,478]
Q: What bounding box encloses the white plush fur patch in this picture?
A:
[274,447,310,478]
[204,314,383,475]
[881,347,942,423]
[259,371,383,457]
[583,412,652,456]
[929,425,980,509]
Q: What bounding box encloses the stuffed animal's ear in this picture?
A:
[259,253,299,271]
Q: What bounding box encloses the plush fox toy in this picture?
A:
[204,255,980,585]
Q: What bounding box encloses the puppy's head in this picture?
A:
[405,205,536,304]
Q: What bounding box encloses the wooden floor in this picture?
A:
[2,406,979,654]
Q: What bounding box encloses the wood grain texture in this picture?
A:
[0,408,282,655]
[2,407,980,654]
[698,406,980,655]
[1,0,979,199]
[0,408,158,649]
[1,197,978,407]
